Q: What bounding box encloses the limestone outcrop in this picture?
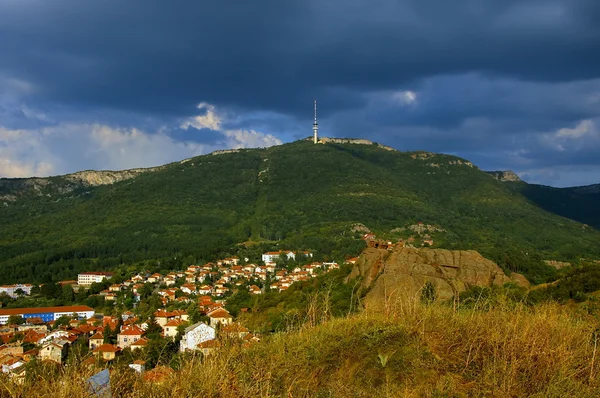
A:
[349,247,529,309]
[65,168,162,186]
[487,170,522,182]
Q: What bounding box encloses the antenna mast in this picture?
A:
[313,100,319,144]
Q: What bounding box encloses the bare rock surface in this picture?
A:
[349,246,529,308]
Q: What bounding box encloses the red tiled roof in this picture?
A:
[93,344,119,353]
[197,339,220,349]
[207,308,231,319]
[163,319,184,327]
[119,327,144,336]
[79,272,113,276]
[131,338,149,347]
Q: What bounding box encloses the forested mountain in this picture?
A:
[506,182,600,230]
[1,139,599,284]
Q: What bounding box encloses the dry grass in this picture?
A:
[3,296,600,397]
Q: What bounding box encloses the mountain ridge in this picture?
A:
[0,139,599,284]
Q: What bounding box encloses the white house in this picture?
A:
[261,251,296,263]
[0,284,33,298]
[77,272,113,286]
[179,323,216,352]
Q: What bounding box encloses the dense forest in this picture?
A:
[1,139,599,284]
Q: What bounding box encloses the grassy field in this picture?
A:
[5,295,600,397]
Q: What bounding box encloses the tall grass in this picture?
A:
[3,295,600,397]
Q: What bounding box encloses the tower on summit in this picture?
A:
[313,100,319,144]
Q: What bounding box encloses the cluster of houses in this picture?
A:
[0,302,255,383]
[89,250,342,303]
[0,251,346,305]
[0,249,354,382]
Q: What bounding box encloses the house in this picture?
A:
[261,252,282,264]
[179,322,216,352]
[0,284,33,298]
[207,308,233,328]
[197,339,221,356]
[198,285,212,295]
[117,326,145,349]
[249,285,261,295]
[181,284,197,295]
[129,360,146,374]
[171,310,189,322]
[89,332,104,350]
[39,340,68,364]
[147,273,163,283]
[162,319,184,339]
[264,264,276,273]
[158,289,177,301]
[1,357,26,384]
[37,330,73,345]
[221,324,250,339]
[109,284,122,293]
[130,337,149,351]
[255,272,267,281]
[164,277,177,287]
[92,344,120,362]
[77,272,113,286]
[275,271,287,280]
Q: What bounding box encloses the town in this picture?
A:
[0,249,351,383]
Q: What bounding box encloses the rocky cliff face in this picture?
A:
[0,166,164,202]
[487,170,522,182]
[349,247,529,309]
[65,168,162,186]
[315,137,396,151]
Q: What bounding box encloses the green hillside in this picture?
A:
[0,139,599,284]
[508,182,600,230]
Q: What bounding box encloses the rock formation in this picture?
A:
[487,170,522,182]
[65,168,162,186]
[349,246,529,309]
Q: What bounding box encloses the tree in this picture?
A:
[53,315,71,330]
[186,303,202,324]
[7,315,25,325]
[420,281,437,304]
[145,318,163,340]
[41,282,61,299]
[62,284,74,302]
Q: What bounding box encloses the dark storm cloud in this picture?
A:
[1,0,600,186]
[1,0,599,118]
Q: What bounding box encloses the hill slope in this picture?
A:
[0,139,599,284]
[506,182,600,230]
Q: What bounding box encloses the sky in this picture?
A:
[1,1,600,187]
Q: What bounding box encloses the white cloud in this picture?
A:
[392,90,417,105]
[180,102,222,130]
[0,158,53,178]
[223,129,283,148]
[555,119,594,139]
[180,102,283,149]
[0,102,283,177]
[541,119,599,151]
